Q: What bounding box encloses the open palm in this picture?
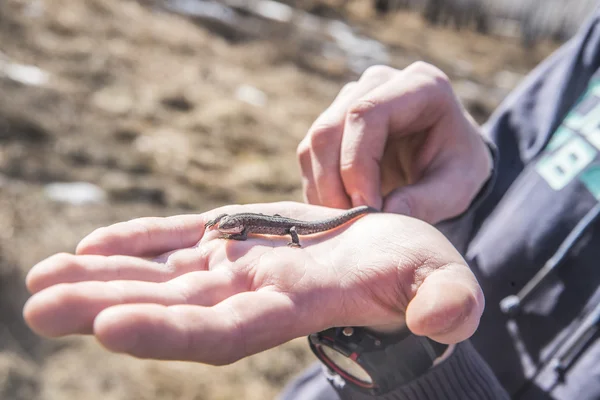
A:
[23,201,483,365]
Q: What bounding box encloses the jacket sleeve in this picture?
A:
[332,340,510,400]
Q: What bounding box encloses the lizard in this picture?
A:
[204,205,378,247]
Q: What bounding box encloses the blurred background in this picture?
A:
[0,0,596,399]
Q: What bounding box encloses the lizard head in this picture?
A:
[217,215,244,234]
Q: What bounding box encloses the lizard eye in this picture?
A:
[218,216,231,227]
[218,222,243,234]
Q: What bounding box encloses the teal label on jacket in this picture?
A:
[536,78,600,197]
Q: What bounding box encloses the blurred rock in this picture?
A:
[0,112,49,143]
[0,57,49,86]
[252,0,294,22]
[326,19,389,74]
[453,79,485,103]
[92,86,134,115]
[162,0,254,41]
[113,127,141,143]
[226,157,272,187]
[23,0,45,18]
[43,182,107,205]
[453,59,474,78]
[108,185,166,205]
[101,172,166,205]
[163,0,237,24]
[235,84,268,107]
[494,70,524,90]
[0,352,39,400]
[161,94,195,112]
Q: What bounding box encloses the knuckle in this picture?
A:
[83,226,107,243]
[49,252,78,269]
[431,71,452,93]
[87,226,105,237]
[52,282,78,302]
[339,155,370,185]
[361,65,397,80]
[339,81,357,95]
[406,63,454,106]
[296,139,311,161]
[308,122,341,148]
[407,61,451,86]
[339,157,359,175]
[406,61,437,75]
[347,98,379,121]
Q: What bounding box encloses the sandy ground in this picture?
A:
[0,0,560,399]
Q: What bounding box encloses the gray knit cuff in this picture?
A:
[330,340,510,400]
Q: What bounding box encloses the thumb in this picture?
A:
[382,164,475,224]
[405,264,484,344]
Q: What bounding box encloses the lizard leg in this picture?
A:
[222,229,248,241]
[287,226,301,248]
[205,214,228,229]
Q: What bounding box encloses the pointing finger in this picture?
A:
[77,214,206,257]
[297,137,320,204]
[341,63,456,211]
[306,82,357,208]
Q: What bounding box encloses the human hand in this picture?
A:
[297,62,493,224]
[23,202,483,365]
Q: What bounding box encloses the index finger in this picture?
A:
[76,214,207,257]
[340,63,451,209]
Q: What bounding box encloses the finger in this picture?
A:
[76,214,206,257]
[296,137,320,204]
[76,203,317,257]
[405,263,484,344]
[341,63,452,209]
[307,82,357,208]
[94,290,314,365]
[308,67,397,208]
[23,270,244,337]
[383,160,476,224]
[26,252,208,293]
